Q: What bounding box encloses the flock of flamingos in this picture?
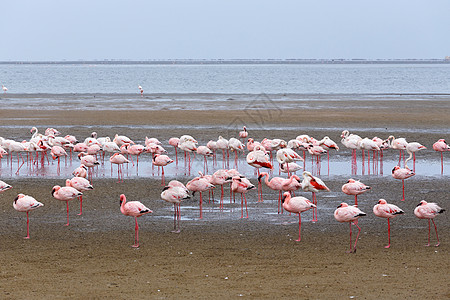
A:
[0,126,448,252]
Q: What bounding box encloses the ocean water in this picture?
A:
[1,63,450,94]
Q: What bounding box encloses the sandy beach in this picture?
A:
[0,94,449,299]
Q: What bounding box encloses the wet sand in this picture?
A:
[0,94,449,299]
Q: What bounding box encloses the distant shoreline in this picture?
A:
[1,59,449,65]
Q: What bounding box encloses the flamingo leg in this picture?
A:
[353,222,362,252]
[384,218,391,248]
[401,179,405,201]
[347,222,353,253]
[65,200,70,226]
[25,211,30,239]
[240,194,244,219]
[220,185,224,209]
[426,219,431,247]
[432,219,440,247]
[77,195,83,215]
[132,217,140,248]
[199,192,203,219]
[244,194,248,218]
[296,213,302,242]
[161,167,165,186]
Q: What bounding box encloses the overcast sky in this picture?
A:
[1,0,449,61]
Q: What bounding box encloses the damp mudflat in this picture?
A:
[0,94,448,298]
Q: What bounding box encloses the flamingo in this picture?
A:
[392,165,415,201]
[405,142,426,172]
[276,148,303,176]
[66,177,93,215]
[228,138,244,168]
[301,171,330,222]
[247,147,273,202]
[246,138,262,152]
[389,135,408,167]
[216,136,229,167]
[414,200,445,246]
[211,169,232,209]
[373,199,404,248]
[168,137,180,164]
[113,134,134,146]
[120,194,152,248]
[110,153,130,183]
[432,139,450,174]
[341,179,371,206]
[73,164,88,178]
[358,138,380,175]
[2,84,7,93]
[0,180,12,193]
[50,145,67,172]
[161,185,190,233]
[258,172,287,213]
[138,85,143,97]
[231,176,255,219]
[126,144,146,167]
[78,152,100,182]
[51,185,82,226]
[239,126,248,142]
[341,131,361,174]
[281,192,315,242]
[13,194,44,239]
[334,202,366,253]
[197,145,213,173]
[186,176,214,219]
[152,154,173,185]
[280,162,302,174]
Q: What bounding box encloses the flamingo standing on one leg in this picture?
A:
[258,172,288,214]
[66,177,93,215]
[50,145,68,174]
[2,85,7,93]
[301,171,330,222]
[341,179,371,207]
[152,154,174,185]
[373,199,404,248]
[406,142,426,172]
[392,165,415,201]
[334,202,366,253]
[120,194,152,248]
[281,192,315,242]
[432,139,450,174]
[239,126,248,143]
[13,194,44,239]
[161,185,191,233]
[414,200,445,247]
[186,176,214,219]
[51,185,82,226]
[169,137,180,165]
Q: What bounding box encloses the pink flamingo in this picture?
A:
[389,135,408,167]
[358,138,380,175]
[301,171,330,222]
[280,162,302,174]
[334,202,366,253]
[247,147,273,202]
[406,142,426,172]
[282,192,316,241]
[168,137,180,165]
[161,185,190,233]
[341,130,362,174]
[373,199,404,248]
[197,146,213,173]
[113,134,134,146]
[228,138,244,168]
[72,164,88,178]
[211,169,232,208]
[66,177,93,215]
[152,154,174,185]
[13,194,43,239]
[52,185,82,226]
[414,200,445,247]
[231,176,255,219]
[78,152,100,182]
[110,153,130,183]
[186,176,214,219]
[246,138,262,152]
[2,84,7,93]
[258,172,288,214]
[391,165,415,201]
[126,144,146,167]
[0,180,12,193]
[120,194,152,248]
[341,179,371,206]
[432,139,450,174]
[239,126,248,142]
[50,145,67,173]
